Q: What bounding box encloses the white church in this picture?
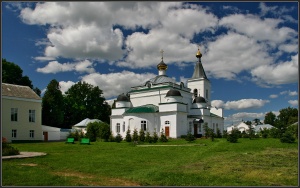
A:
[110,48,224,138]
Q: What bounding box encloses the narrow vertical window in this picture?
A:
[189,122,192,132]
[193,89,198,98]
[11,108,18,121]
[206,89,208,99]
[29,110,36,122]
[123,122,125,132]
[141,121,147,131]
[116,123,120,133]
[12,130,17,138]
[30,130,34,138]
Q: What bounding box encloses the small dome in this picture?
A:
[117,94,130,102]
[157,60,168,70]
[196,48,202,58]
[166,89,182,97]
[193,96,206,103]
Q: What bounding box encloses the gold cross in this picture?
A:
[160,49,164,59]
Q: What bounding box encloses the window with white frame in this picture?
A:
[12,130,17,138]
[29,110,36,122]
[116,123,120,133]
[11,108,18,121]
[141,120,147,131]
[30,130,34,138]
[165,121,170,125]
[123,122,125,132]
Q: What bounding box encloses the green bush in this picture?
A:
[159,129,168,142]
[86,122,111,142]
[108,133,115,142]
[139,129,145,142]
[227,129,239,143]
[115,134,123,143]
[185,132,196,142]
[125,129,132,142]
[145,131,153,143]
[222,130,228,138]
[280,131,295,143]
[67,130,83,141]
[153,130,158,143]
[216,128,222,138]
[132,129,139,142]
[268,127,280,138]
[2,137,20,156]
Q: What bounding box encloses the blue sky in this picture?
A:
[2,2,298,127]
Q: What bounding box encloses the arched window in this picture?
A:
[141,120,147,131]
[116,123,120,133]
[193,89,198,97]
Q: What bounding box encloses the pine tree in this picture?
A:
[145,131,153,143]
[125,128,132,142]
[153,129,158,143]
[159,128,168,142]
[139,129,145,142]
[132,128,139,142]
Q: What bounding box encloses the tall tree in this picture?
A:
[63,81,111,126]
[277,107,298,126]
[42,79,64,128]
[2,58,41,96]
[264,111,276,125]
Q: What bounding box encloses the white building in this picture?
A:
[110,48,224,138]
[2,83,43,142]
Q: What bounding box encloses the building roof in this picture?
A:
[166,89,182,97]
[191,62,208,79]
[193,96,206,103]
[117,93,130,102]
[2,83,41,100]
[144,75,176,86]
[124,104,159,114]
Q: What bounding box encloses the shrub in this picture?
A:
[268,127,280,138]
[108,133,115,142]
[227,128,239,143]
[86,122,101,142]
[216,128,222,138]
[67,130,82,141]
[259,128,269,138]
[145,131,153,143]
[125,129,132,142]
[115,134,123,143]
[185,132,196,142]
[222,130,228,138]
[139,129,145,142]
[132,129,139,142]
[159,129,168,142]
[153,129,158,143]
[180,135,187,139]
[280,131,295,143]
[2,137,20,156]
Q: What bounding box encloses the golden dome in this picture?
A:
[157,60,168,70]
[196,48,202,58]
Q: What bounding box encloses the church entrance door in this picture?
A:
[193,124,198,136]
[165,126,169,137]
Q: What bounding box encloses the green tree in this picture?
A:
[145,131,153,143]
[227,128,239,143]
[264,111,276,125]
[125,128,132,142]
[203,123,215,141]
[63,81,111,126]
[132,129,139,142]
[275,107,298,137]
[115,134,123,143]
[247,124,255,140]
[139,129,145,142]
[185,131,196,142]
[86,122,101,142]
[98,122,111,142]
[2,58,41,96]
[42,79,64,128]
[153,129,158,143]
[216,128,222,138]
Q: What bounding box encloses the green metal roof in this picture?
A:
[124,104,159,114]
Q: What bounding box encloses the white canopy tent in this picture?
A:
[72,118,102,133]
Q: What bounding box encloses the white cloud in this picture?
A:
[269,94,278,99]
[36,60,95,74]
[59,81,76,94]
[288,100,298,106]
[204,32,273,80]
[34,56,56,61]
[81,71,156,99]
[219,13,297,47]
[212,99,269,110]
[251,54,298,86]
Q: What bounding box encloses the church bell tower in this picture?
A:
[187,46,211,105]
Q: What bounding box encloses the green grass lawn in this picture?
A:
[2,138,298,186]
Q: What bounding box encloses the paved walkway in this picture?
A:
[2,152,47,160]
